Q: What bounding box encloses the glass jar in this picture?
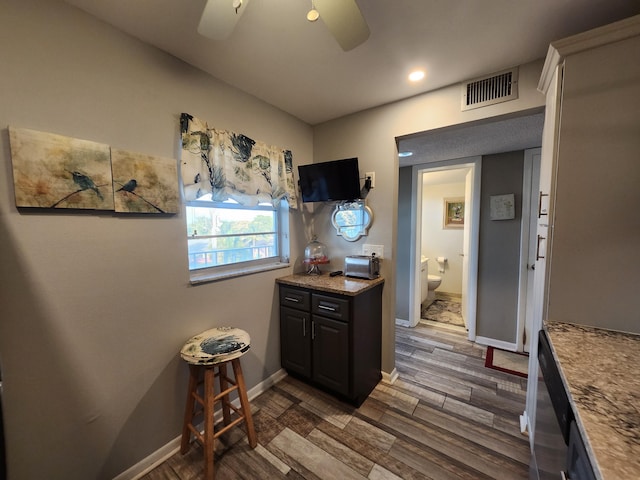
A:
[303,237,329,274]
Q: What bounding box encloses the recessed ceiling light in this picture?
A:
[398,151,413,157]
[306,0,320,21]
[408,70,425,82]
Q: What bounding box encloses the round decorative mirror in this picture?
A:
[331,201,373,242]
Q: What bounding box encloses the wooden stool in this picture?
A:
[179,327,257,480]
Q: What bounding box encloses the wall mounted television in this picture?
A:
[298,158,361,203]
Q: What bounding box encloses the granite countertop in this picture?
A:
[276,273,384,296]
[545,322,640,480]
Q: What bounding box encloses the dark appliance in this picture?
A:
[298,158,360,203]
[532,329,573,479]
[566,420,597,480]
[1,364,5,480]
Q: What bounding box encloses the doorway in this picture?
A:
[409,157,481,340]
[395,112,544,352]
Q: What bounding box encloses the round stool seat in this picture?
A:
[180,327,250,366]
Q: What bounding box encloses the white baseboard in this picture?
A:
[474,336,517,352]
[520,410,529,436]
[114,368,288,480]
[381,368,398,385]
[395,318,410,327]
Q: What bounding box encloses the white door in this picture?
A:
[523,149,541,352]
[460,169,472,326]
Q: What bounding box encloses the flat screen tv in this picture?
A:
[298,158,360,203]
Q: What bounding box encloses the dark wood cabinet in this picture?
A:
[312,315,349,395]
[278,278,383,406]
[280,306,312,377]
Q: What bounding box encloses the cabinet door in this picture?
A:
[527,64,562,438]
[312,316,349,396]
[280,306,311,377]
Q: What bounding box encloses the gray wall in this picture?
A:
[395,167,413,321]
[0,1,312,478]
[476,151,524,342]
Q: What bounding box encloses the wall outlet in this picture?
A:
[363,244,384,258]
[365,171,375,188]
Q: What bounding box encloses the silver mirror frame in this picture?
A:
[331,200,373,241]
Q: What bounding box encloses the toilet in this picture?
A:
[420,257,442,309]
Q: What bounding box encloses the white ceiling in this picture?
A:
[63,0,640,128]
[422,168,469,187]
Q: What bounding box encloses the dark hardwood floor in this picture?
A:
[141,321,530,479]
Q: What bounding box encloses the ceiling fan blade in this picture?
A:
[197,0,251,41]
[314,0,370,51]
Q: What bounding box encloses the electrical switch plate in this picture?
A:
[363,244,384,258]
[365,171,375,188]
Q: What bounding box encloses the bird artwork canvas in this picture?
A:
[111,149,179,214]
[8,127,115,210]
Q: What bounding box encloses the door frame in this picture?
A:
[409,156,481,340]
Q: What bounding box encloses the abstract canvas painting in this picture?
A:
[111,149,179,214]
[9,127,115,210]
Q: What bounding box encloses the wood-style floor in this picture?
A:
[141,321,530,479]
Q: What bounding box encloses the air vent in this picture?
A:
[461,67,518,111]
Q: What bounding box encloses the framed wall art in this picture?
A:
[8,126,179,215]
[111,149,179,214]
[9,127,115,210]
[443,197,464,229]
[490,193,515,220]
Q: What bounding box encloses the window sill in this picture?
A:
[189,261,291,285]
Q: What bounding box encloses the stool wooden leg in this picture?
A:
[231,358,257,448]
[203,366,216,480]
[180,364,199,454]
[217,363,232,426]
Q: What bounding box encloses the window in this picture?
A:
[179,114,297,283]
[185,196,289,283]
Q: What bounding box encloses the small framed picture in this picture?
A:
[443,197,464,229]
[490,193,515,220]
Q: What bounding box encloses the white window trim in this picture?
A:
[186,199,291,285]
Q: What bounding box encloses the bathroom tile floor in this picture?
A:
[141,322,529,479]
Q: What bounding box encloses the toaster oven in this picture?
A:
[344,255,380,279]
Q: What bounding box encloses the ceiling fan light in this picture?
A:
[307,8,320,22]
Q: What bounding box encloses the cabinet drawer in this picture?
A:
[312,293,350,321]
[280,286,310,311]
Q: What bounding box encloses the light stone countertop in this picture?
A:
[276,273,384,296]
[545,321,640,480]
